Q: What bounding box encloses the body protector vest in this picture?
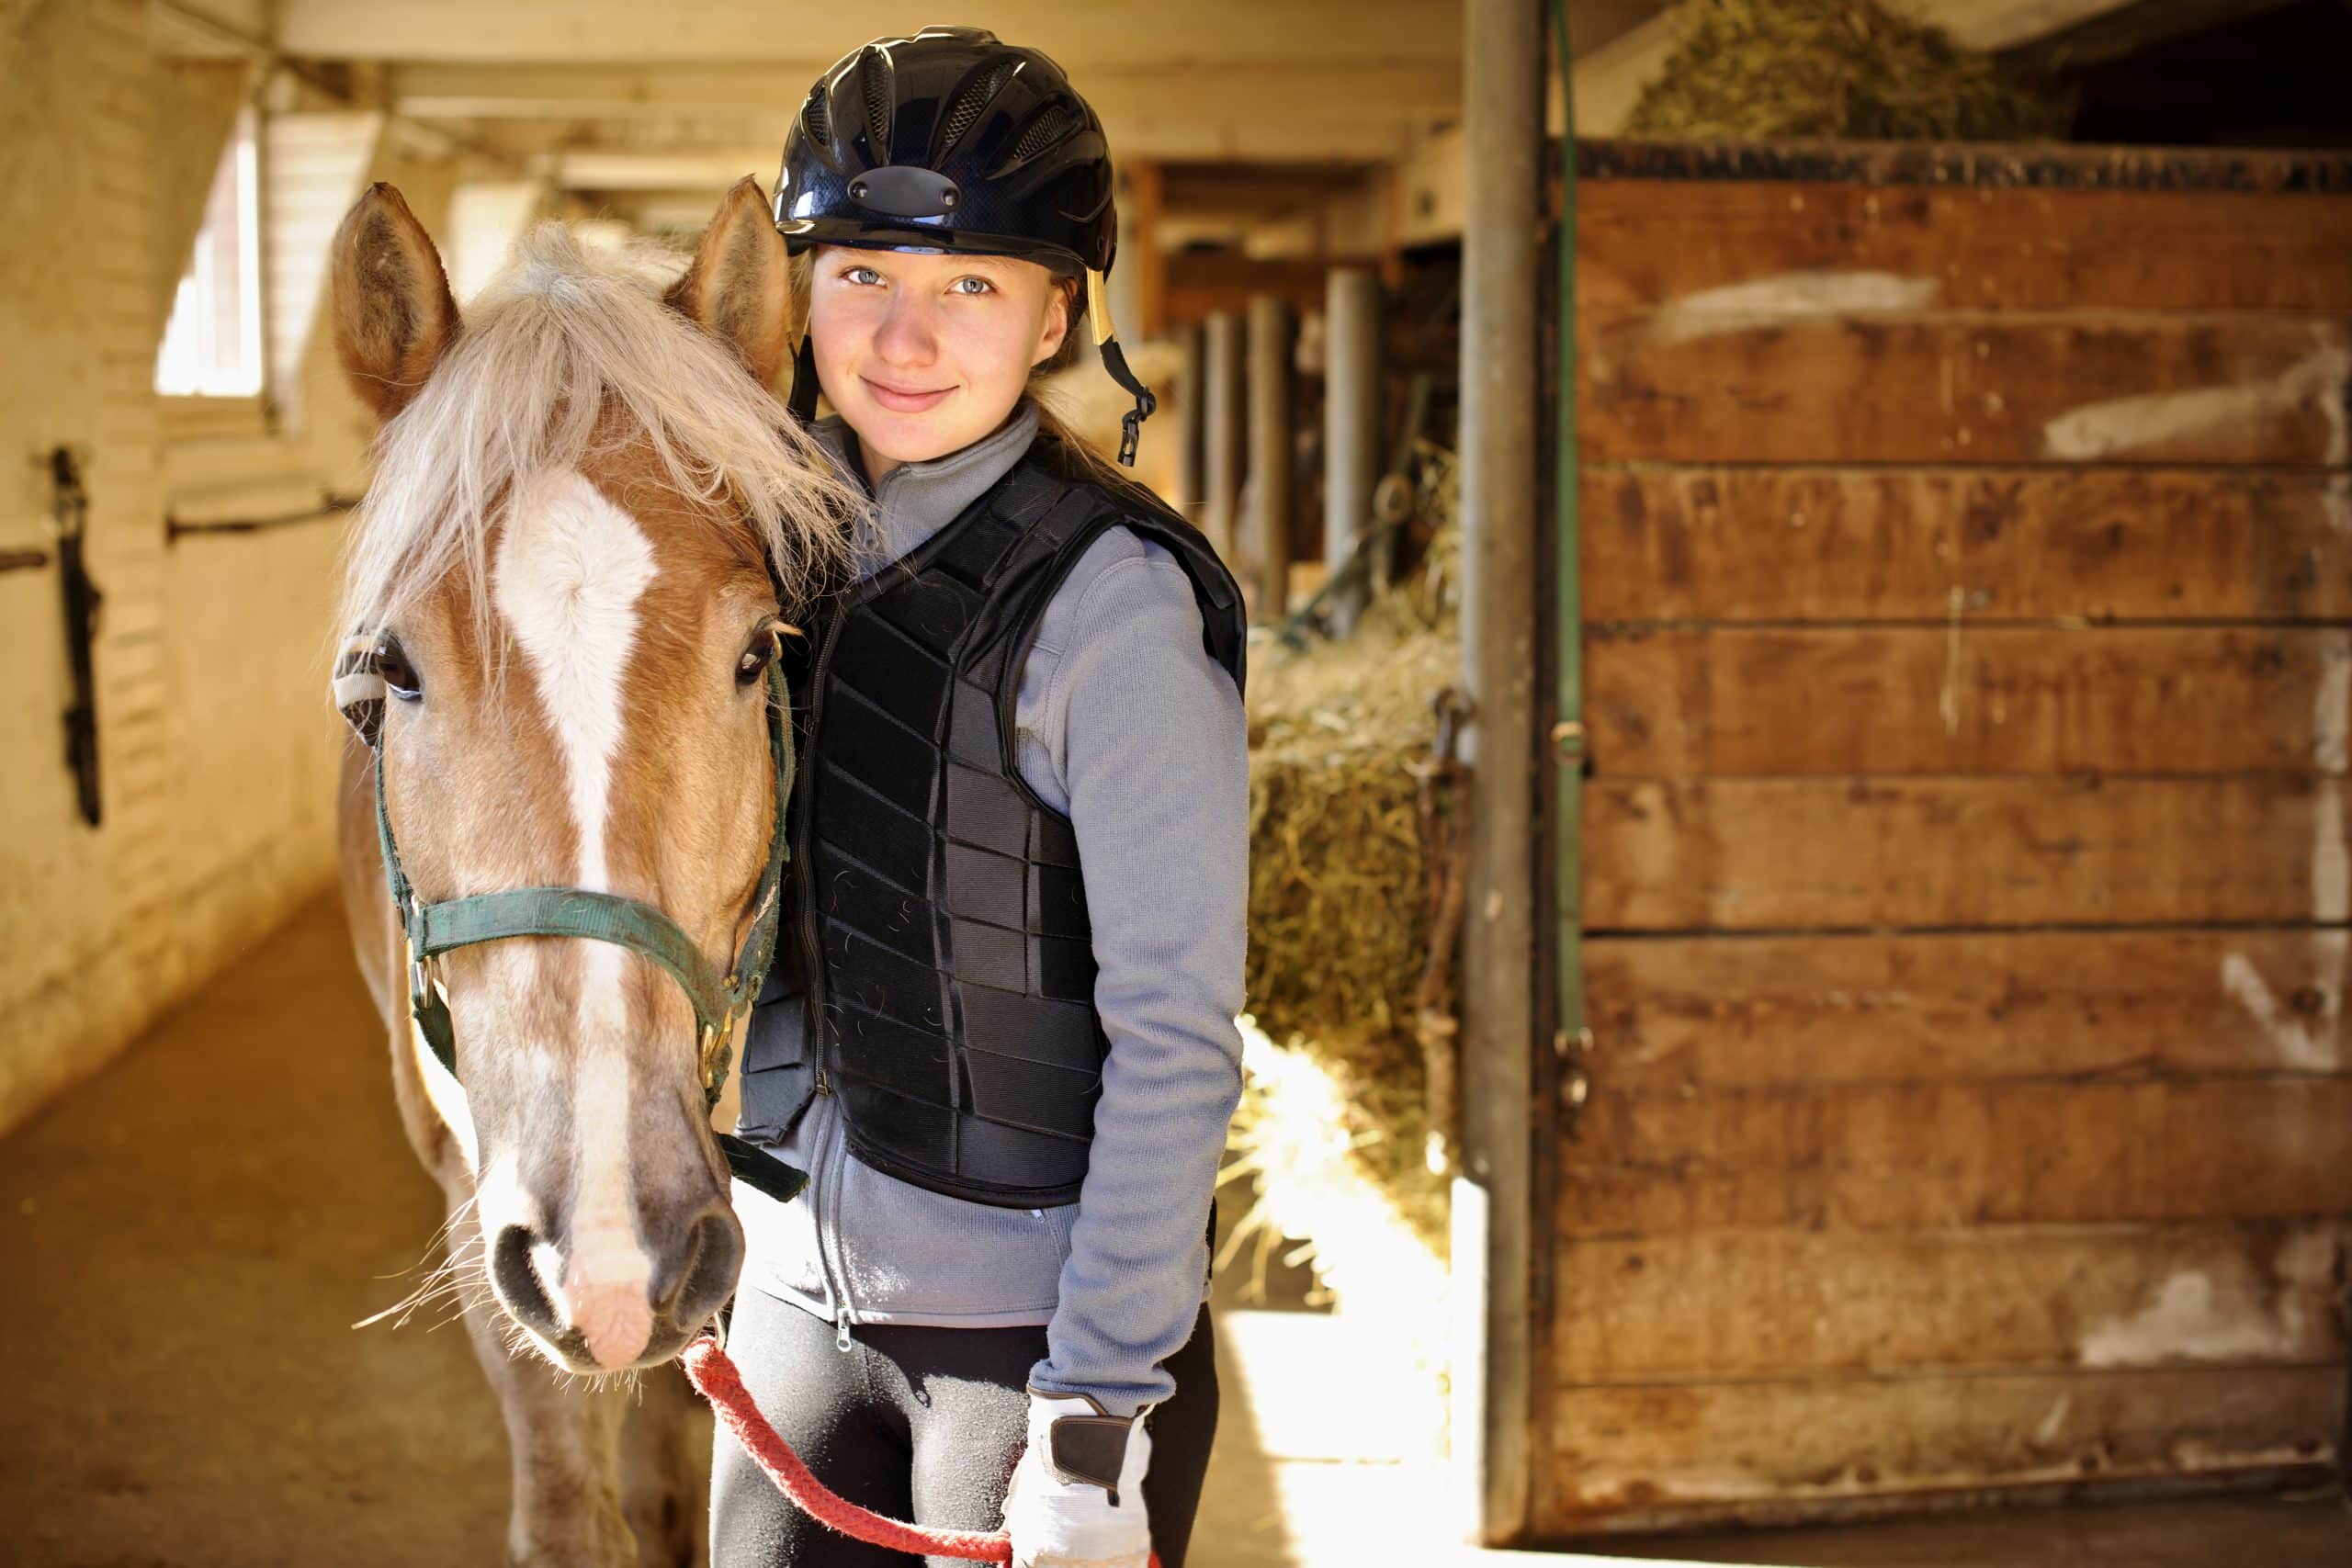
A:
[741,451,1247,1209]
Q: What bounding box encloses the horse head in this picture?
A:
[329,180,857,1373]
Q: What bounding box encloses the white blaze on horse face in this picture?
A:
[492,467,659,1370]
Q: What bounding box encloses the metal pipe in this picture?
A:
[1324,266,1382,637]
[1203,310,1245,568]
[1451,0,1544,1546]
[1247,292,1295,620]
[1176,320,1207,525]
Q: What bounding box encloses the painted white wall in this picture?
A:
[0,1,457,1135]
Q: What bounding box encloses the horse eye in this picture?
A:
[736,620,783,686]
[378,639,423,701]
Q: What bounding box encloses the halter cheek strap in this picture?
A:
[334,633,808,1207]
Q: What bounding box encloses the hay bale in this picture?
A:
[1234,444,1461,1258]
[1626,0,2071,143]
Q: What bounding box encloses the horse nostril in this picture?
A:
[490,1222,561,1335]
[652,1204,744,1329]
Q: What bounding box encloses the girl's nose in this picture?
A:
[872,296,937,367]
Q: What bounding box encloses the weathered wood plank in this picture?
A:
[1584,929,2352,1090]
[1588,626,2348,777]
[1558,1077,2352,1235]
[1544,1365,2339,1532]
[1577,311,2352,466]
[1555,1221,2349,1382]
[1579,180,2352,313]
[1586,775,2343,931]
[1582,467,2352,624]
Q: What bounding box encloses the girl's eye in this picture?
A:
[845,265,883,286]
[949,276,993,296]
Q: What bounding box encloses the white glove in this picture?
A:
[1001,1387,1154,1568]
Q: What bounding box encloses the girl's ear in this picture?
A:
[1034,277,1075,367]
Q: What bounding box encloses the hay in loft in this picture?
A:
[1624,0,2072,143]
[1226,443,1462,1270]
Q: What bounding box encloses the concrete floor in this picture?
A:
[3,897,2344,1566]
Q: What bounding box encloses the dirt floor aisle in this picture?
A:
[0,895,1315,1567]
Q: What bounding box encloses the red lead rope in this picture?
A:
[681,1337,1164,1568]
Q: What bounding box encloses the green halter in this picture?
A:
[334,635,808,1207]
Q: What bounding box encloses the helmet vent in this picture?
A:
[802,89,830,146]
[860,52,892,152]
[1010,103,1078,165]
[935,62,1012,161]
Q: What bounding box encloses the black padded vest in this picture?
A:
[745,451,1246,1209]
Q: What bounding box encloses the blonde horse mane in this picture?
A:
[335,220,870,642]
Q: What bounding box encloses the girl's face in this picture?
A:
[808,244,1070,482]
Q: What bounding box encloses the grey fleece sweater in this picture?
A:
[730,400,1250,1419]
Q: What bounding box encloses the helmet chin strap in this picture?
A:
[1086,268,1155,468]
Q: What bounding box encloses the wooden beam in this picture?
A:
[389,60,1461,124]
[277,0,1462,68]
[544,149,779,191]
[537,118,1404,179]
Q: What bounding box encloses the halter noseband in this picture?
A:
[333,633,808,1207]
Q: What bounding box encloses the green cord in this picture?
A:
[1551,0,1588,1076]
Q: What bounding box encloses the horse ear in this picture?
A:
[331,183,460,423]
[667,175,793,389]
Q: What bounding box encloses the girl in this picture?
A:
[714,27,1250,1568]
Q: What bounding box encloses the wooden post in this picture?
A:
[1453,0,1543,1548]
[1203,310,1245,569]
[1176,319,1207,525]
[1110,163,1149,349]
[1324,266,1382,636]
[1247,292,1294,620]
[1125,159,1166,342]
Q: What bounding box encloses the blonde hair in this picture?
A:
[339,222,865,642]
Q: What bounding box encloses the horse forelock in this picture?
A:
[334,219,867,651]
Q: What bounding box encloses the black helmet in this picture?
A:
[773,26,1157,464]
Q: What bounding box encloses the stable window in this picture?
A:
[155,107,263,397]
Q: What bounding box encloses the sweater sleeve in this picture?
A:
[1021,542,1249,1418]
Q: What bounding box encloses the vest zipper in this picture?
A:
[795,604,857,1352]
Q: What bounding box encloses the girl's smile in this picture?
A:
[861,375,956,413]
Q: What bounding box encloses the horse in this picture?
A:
[327,178,862,1565]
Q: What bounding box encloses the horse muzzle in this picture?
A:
[489,1197,744,1372]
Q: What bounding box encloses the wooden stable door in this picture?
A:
[1544,141,2352,1535]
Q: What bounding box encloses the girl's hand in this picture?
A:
[1001,1389,1154,1568]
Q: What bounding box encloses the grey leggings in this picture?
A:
[709,1286,1219,1568]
